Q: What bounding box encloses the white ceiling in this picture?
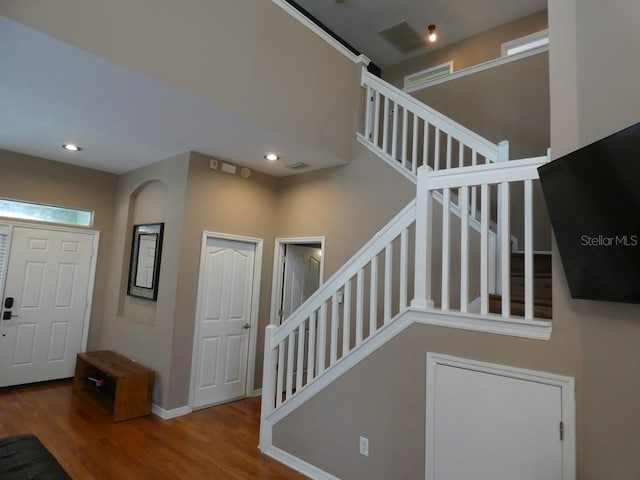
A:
[294,0,547,68]
[0,16,346,176]
[0,1,547,176]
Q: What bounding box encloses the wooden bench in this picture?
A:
[73,350,154,422]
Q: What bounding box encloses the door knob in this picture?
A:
[243,323,251,330]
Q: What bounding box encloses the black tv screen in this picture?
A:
[538,122,640,303]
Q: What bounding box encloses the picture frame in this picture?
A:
[127,222,164,301]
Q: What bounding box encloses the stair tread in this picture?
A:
[488,294,552,319]
[489,293,552,307]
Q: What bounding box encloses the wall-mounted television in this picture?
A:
[538,122,640,304]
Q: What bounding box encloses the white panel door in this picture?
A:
[430,363,564,480]
[0,226,94,387]
[281,244,321,321]
[193,238,255,408]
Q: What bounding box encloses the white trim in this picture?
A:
[252,388,263,397]
[403,45,548,94]
[425,353,575,480]
[188,231,263,410]
[502,29,549,57]
[81,231,99,352]
[356,133,417,184]
[415,307,551,340]
[270,236,326,326]
[404,61,453,89]
[261,445,342,480]
[152,403,191,420]
[271,0,370,66]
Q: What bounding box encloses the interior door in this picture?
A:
[193,237,255,408]
[0,226,95,387]
[280,244,322,322]
[430,362,564,480]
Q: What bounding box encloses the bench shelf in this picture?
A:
[73,350,154,422]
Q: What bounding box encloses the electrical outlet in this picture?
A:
[359,436,369,456]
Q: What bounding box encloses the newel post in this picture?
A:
[494,140,510,295]
[259,325,278,452]
[412,166,434,309]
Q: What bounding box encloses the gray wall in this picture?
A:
[98,153,190,407]
[550,0,640,478]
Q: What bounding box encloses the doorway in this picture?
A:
[270,237,324,326]
[190,232,262,409]
[0,223,98,387]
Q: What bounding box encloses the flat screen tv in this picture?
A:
[538,122,640,304]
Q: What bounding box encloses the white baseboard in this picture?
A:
[252,388,263,397]
[262,445,342,480]
[152,403,191,420]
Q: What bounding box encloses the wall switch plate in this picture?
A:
[359,436,369,456]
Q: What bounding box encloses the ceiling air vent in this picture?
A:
[286,162,310,170]
[379,21,425,54]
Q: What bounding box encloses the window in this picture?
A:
[0,199,93,227]
[502,29,549,57]
[404,61,453,89]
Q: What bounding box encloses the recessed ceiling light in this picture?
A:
[62,144,83,152]
[264,153,279,161]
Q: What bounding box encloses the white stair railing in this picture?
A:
[413,155,550,319]
[260,155,549,421]
[260,70,551,442]
[261,201,416,422]
[358,68,506,183]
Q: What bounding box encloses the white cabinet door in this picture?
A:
[427,354,574,480]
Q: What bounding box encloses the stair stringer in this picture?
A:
[259,307,550,479]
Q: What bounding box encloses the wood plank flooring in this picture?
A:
[0,380,307,479]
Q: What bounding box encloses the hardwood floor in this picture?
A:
[0,380,307,479]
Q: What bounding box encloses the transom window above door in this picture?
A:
[0,198,93,227]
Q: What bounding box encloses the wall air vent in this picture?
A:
[404,61,454,89]
[286,162,311,170]
[379,21,425,54]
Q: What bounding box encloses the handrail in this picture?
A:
[413,155,550,319]
[270,200,416,346]
[361,68,500,161]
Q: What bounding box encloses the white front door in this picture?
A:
[280,244,322,322]
[193,237,256,408]
[0,226,95,387]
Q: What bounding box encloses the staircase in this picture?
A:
[490,252,552,319]
[259,65,552,473]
